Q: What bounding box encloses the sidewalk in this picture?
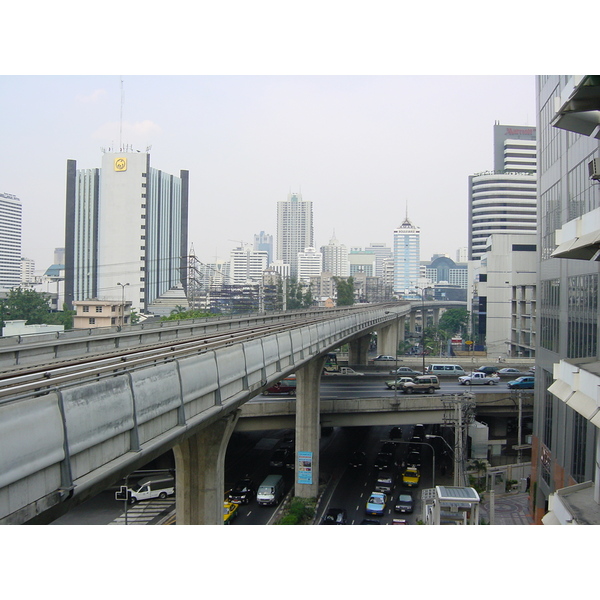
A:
[479,491,533,525]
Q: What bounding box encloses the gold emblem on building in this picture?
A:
[114,157,127,172]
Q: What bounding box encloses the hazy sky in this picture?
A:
[1,74,536,272]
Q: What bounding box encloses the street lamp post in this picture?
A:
[385,311,400,400]
[426,434,461,487]
[117,282,129,326]
[412,285,427,374]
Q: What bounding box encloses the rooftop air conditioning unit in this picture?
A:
[589,158,600,181]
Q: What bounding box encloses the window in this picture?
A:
[82,305,90,313]
[95,306,103,313]
[88,318,96,325]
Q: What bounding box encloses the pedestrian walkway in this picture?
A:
[479,491,533,525]
[110,499,175,525]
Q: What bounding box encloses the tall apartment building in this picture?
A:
[20,258,35,284]
[230,245,268,285]
[468,124,537,260]
[65,151,188,314]
[321,233,349,277]
[532,75,600,524]
[297,247,322,282]
[393,215,420,296]
[276,192,313,278]
[365,242,392,277]
[253,231,273,265]
[0,193,22,290]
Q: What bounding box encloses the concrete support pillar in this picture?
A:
[377,323,396,356]
[409,311,416,335]
[348,335,370,365]
[433,308,440,327]
[294,356,326,499]
[172,410,240,524]
[399,316,405,343]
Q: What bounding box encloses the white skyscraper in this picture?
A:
[276,192,313,278]
[297,247,323,282]
[65,151,188,314]
[0,193,22,290]
[393,215,421,296]
[468,124,537,260]
[321,233,349,276]
[230,246,268,285]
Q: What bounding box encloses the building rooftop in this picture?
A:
[556,482,600,525]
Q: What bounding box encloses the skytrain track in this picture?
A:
[0,309,376,401]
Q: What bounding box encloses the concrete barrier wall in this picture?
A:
[0,305,405,522]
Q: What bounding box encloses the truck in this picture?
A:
[458,371,500,385]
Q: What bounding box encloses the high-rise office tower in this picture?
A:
[65,151,188,314]
[393,215,421,296]
[531,75,600,524]
[468,123,537,260]
[0,193,22,290]
[253,231,273,266]
[321,233,349,276]
[276,192,313,278]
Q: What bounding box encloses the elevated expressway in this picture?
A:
[0,301,464,525]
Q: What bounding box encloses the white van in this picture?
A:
[115,475,175,504]
[257,474,285,506]
[426,364,466,376]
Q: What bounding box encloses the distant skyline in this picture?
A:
[1,75,536,277]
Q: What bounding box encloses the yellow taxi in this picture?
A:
[223,501,239,524]
[402,467,420,488]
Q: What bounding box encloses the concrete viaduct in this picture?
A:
[0,301,464,525]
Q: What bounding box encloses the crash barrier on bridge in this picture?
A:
[0,305,413,523]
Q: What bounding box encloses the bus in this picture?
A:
[323,352,339,373]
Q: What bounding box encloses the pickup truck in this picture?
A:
[324,367,364,376]
[458,371,500,385]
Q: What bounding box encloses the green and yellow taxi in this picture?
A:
[223,501,239,524]
[402,467,420,488]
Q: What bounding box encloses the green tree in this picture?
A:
[438,308,469,338]
[2,288,54,327]
[334,276,354,306]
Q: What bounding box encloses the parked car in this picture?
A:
[389,426,403,441]
[402,467,420,488]
[412,424,425,440]
[269,448,292,468]
[227,478,256,504]
[385,377,416,389]
[507,376,535,389]
[375,471,395,495]
[223,501,239,524]
[389,367,422,376]
[321,508,347,524]
[476,366,499,375]
[374,452,394,470]
[401,375,440,394]
[394,492,414,514]
[497,367,527,375]
[349,451,366,468]
[262,376,296,396]
[404,451,421,468]
[365,492,387,516]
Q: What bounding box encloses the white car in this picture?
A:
[373,355,396,361]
